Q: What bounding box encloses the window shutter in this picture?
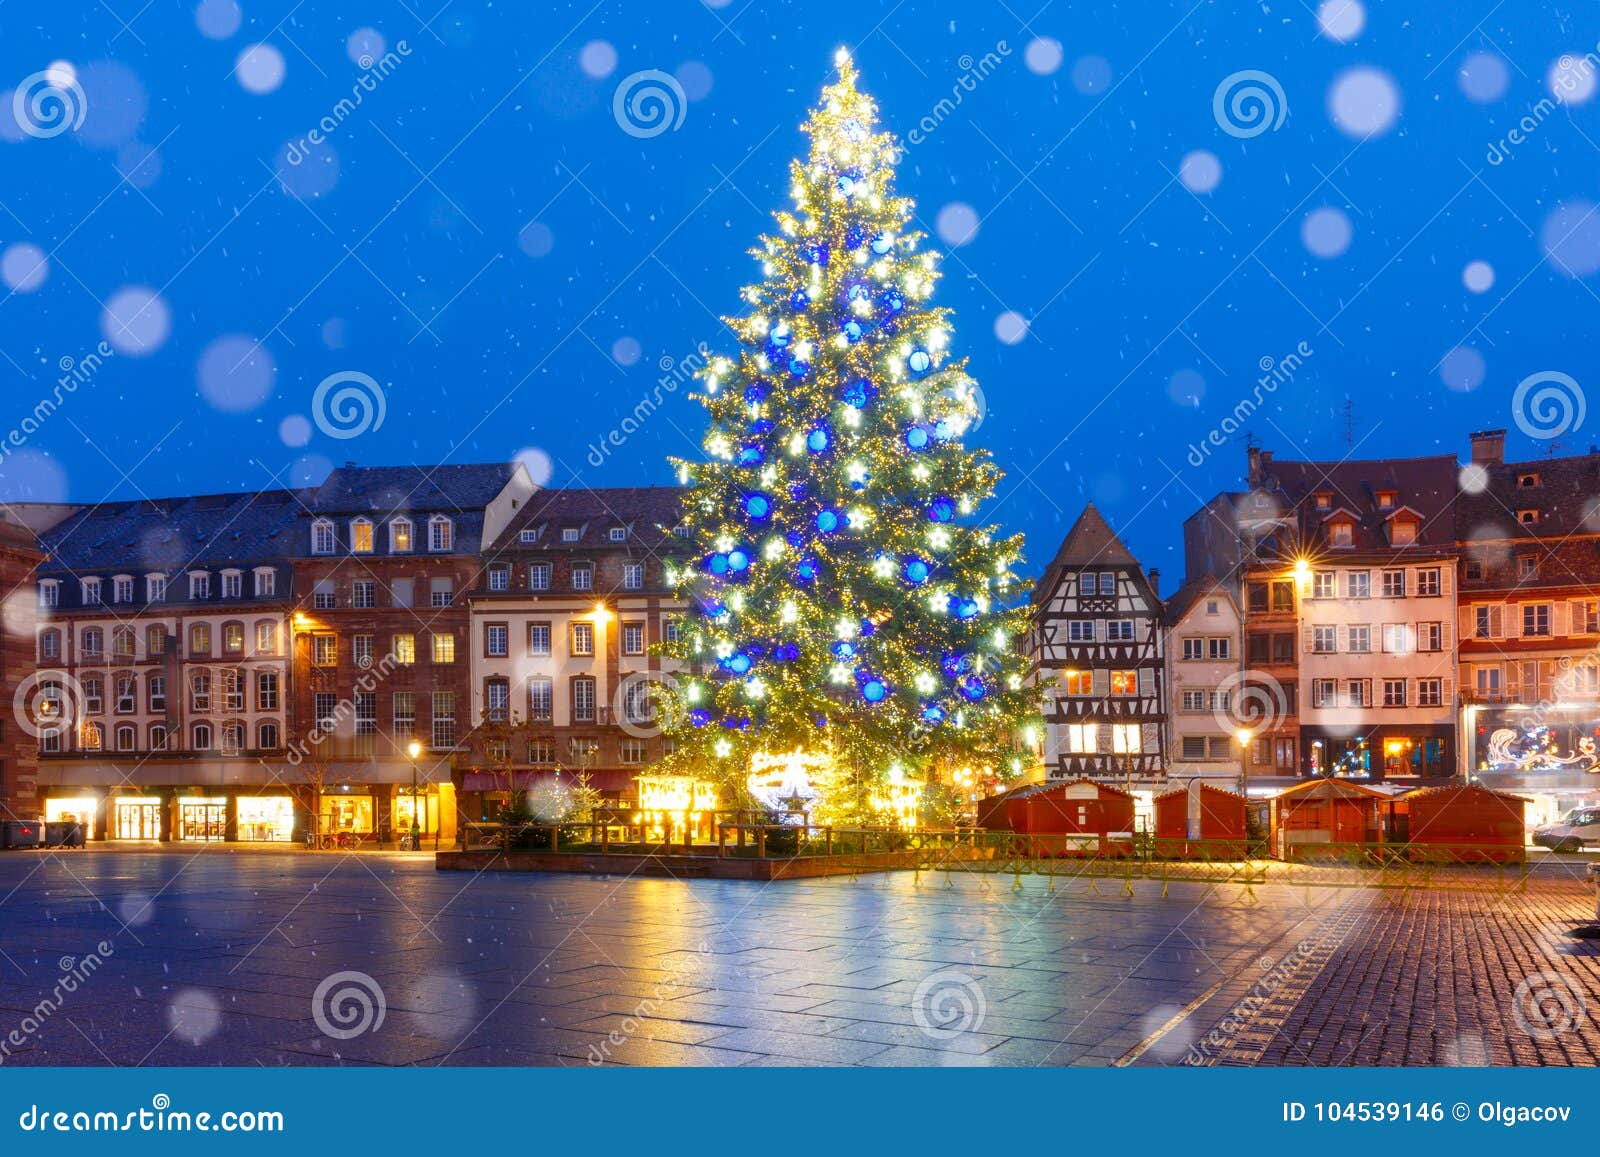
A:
[1501,605,1517,639]
[1302,624,1316,652]
[1440,619,1453,650]
[1138,667,1154,697]
[1440,677,1453,706]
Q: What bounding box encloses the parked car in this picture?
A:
[1533,807,1600,852]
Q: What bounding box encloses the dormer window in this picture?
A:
[1517,509,1539,525]
[390,517,413,553]
[1376,490,1397,510]
[146,573,167,603]
[1328,520,1353,548]
[609,527,628,542]
[350,517,374,553]
[1390,518,1417,546]
[111,575,134,604]
[311,518,336,555]
[253,568,276,597]
[220,569,242,599]
[428,515,453,552]
[81,577,102,604]
[189,571,211,600]
[1314,492,1333,511]
[1517,472,1540,488]
[38,579,59,607]
[562,527,581,543]
[518,527,541,544]
[1517,555,1538,579]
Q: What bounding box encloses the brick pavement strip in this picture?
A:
[0,851,1595,1066]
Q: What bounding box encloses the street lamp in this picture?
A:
[1236,728,1254,851]
[407,739,423,851]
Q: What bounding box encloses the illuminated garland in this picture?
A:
[658,50,1037,800]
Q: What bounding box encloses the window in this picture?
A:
[1111,724,1141,754]
[1417,678,1443,707]
[1381,623,1413,654]
[392,692,415,740]
[311,519,335,554]
[1328,521,1353,547]
[350,518,373,553]
[258,722,280,750]
[1246,583,1268,613]
[1312,626,1337,654]
[1414,568,1439,597]
[223,622,244,654]
[114,674,136,713]
[1381,570,1406,598]
[83,677,102,715]
[254,569,275,598]
[562,528,581,543]
[352,634,373,668]
[1345,680,1370,708]
[115,724,136,753]
[519,528,540,544]
[1376,490,1396,510]
[428,516,453,552]
[394,633,416,665]
[147,724,167,751]
[623,680,654,724]
[255,621,278,654]
[390,517,413,553]
[528,623,551,656]
[1390,519,1418,546]
[391,578,413,608]
[527,738,556,764]
[529,563,551,591]
[610,527,628,542]
[1109,670,1137,696]
[1572,601,1600,635]
[571,678,596,723]
[486,678,509,722]
[1181,736,1208,760]
[1063,671,1094,696]
[571,622,594,657]
[79,722,103,751]
[1312,679,1338,708]
[572,564,593,592]
[147,624,167,655]
[1475,666,1501,696]
[1181,690,1208,713]
[623,562,644,590]
[620,738,646,765]
[1069,621,1096,643]
[527,677,553,721]
[38,580,58,607]
[1106,620,1135,642]
[314,692,338,731]
[39,630,60,661]
[1475,606,1501,639]
[190,672,212,712]
[1272,582,1294,611]
[430,578,454,608]
[1314,491,1332,511]
[257,671,278,711]
[432,632,456,664]
[1517,556,1538,580]
[622,622,645,655]
[113,625,137,657]
[352,580,375,609]
[40,727,61,753]
[148,675,166,713]
[1312,571,1336,599]
[1382,678,1406,707]
[1518,509,1539,525]
[188,572,211,600]
[1347,571,1370,599]
[1347,624,1371,653]
[485,623,508,657]
[188,624,209,654]
[1065,723,1097,753]
[1181,637,1203,660]
[82,626,104,657]
[223,669,244,711]
[569,738,599,765]
[1465,560,1484,582]
[1523,603,1551,637]
[1098,572,1116,596]
[112,575,133,604]
[221,571,242,599]
[312,634,337,666]
[1417,622,1443,652]
[1207,637,1230,660]
[488,566,509,592]
[313,579,336,610]
[664,618,682,644]
[82,577,102,604]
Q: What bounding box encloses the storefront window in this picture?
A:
[45,797,98,839]
[113,798,161,840]
[237,796,294,842]
[395,792,436,835]
[178,797,226,841]
[319,794,374,834]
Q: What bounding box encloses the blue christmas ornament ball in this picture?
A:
[928,496,955,523]
[904,426,930,451]
[908,349,932,374]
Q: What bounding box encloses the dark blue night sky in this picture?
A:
[1,1,1596,583]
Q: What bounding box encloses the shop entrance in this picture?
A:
[177,798,226,841]
[113,798,161,840]
[237,796,294,842]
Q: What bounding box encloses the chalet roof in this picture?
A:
[1400,782,1530,804]
[1271,777,1393,802]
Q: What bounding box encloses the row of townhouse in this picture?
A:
[1030,431,1600,830]
[0,464,690,844]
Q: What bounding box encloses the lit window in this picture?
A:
[432,632,456,664]
[350,518,373,553]
[1062,671,1094,696]
[571,622,594,657]
[1109,670,1137,696]
[390,518,413,552]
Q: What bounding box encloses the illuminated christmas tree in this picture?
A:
[660,51,1034,822]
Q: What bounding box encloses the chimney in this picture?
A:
[1246,446,1262,488]
[1147,567,1160,597]
[1469,429,1505,466]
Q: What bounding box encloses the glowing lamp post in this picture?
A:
[407,739,423,850]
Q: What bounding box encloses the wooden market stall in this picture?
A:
[1271,778,1399,860]
[1154,782,1249,858]
[1399,782,1527,864]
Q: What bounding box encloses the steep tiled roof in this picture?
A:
[1035,504,1145,605]
[37,489,306,576]
[486,485,684,554]
[1455,451,1600,542]
[1253,454,1459,553]
[308,463,519,515]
